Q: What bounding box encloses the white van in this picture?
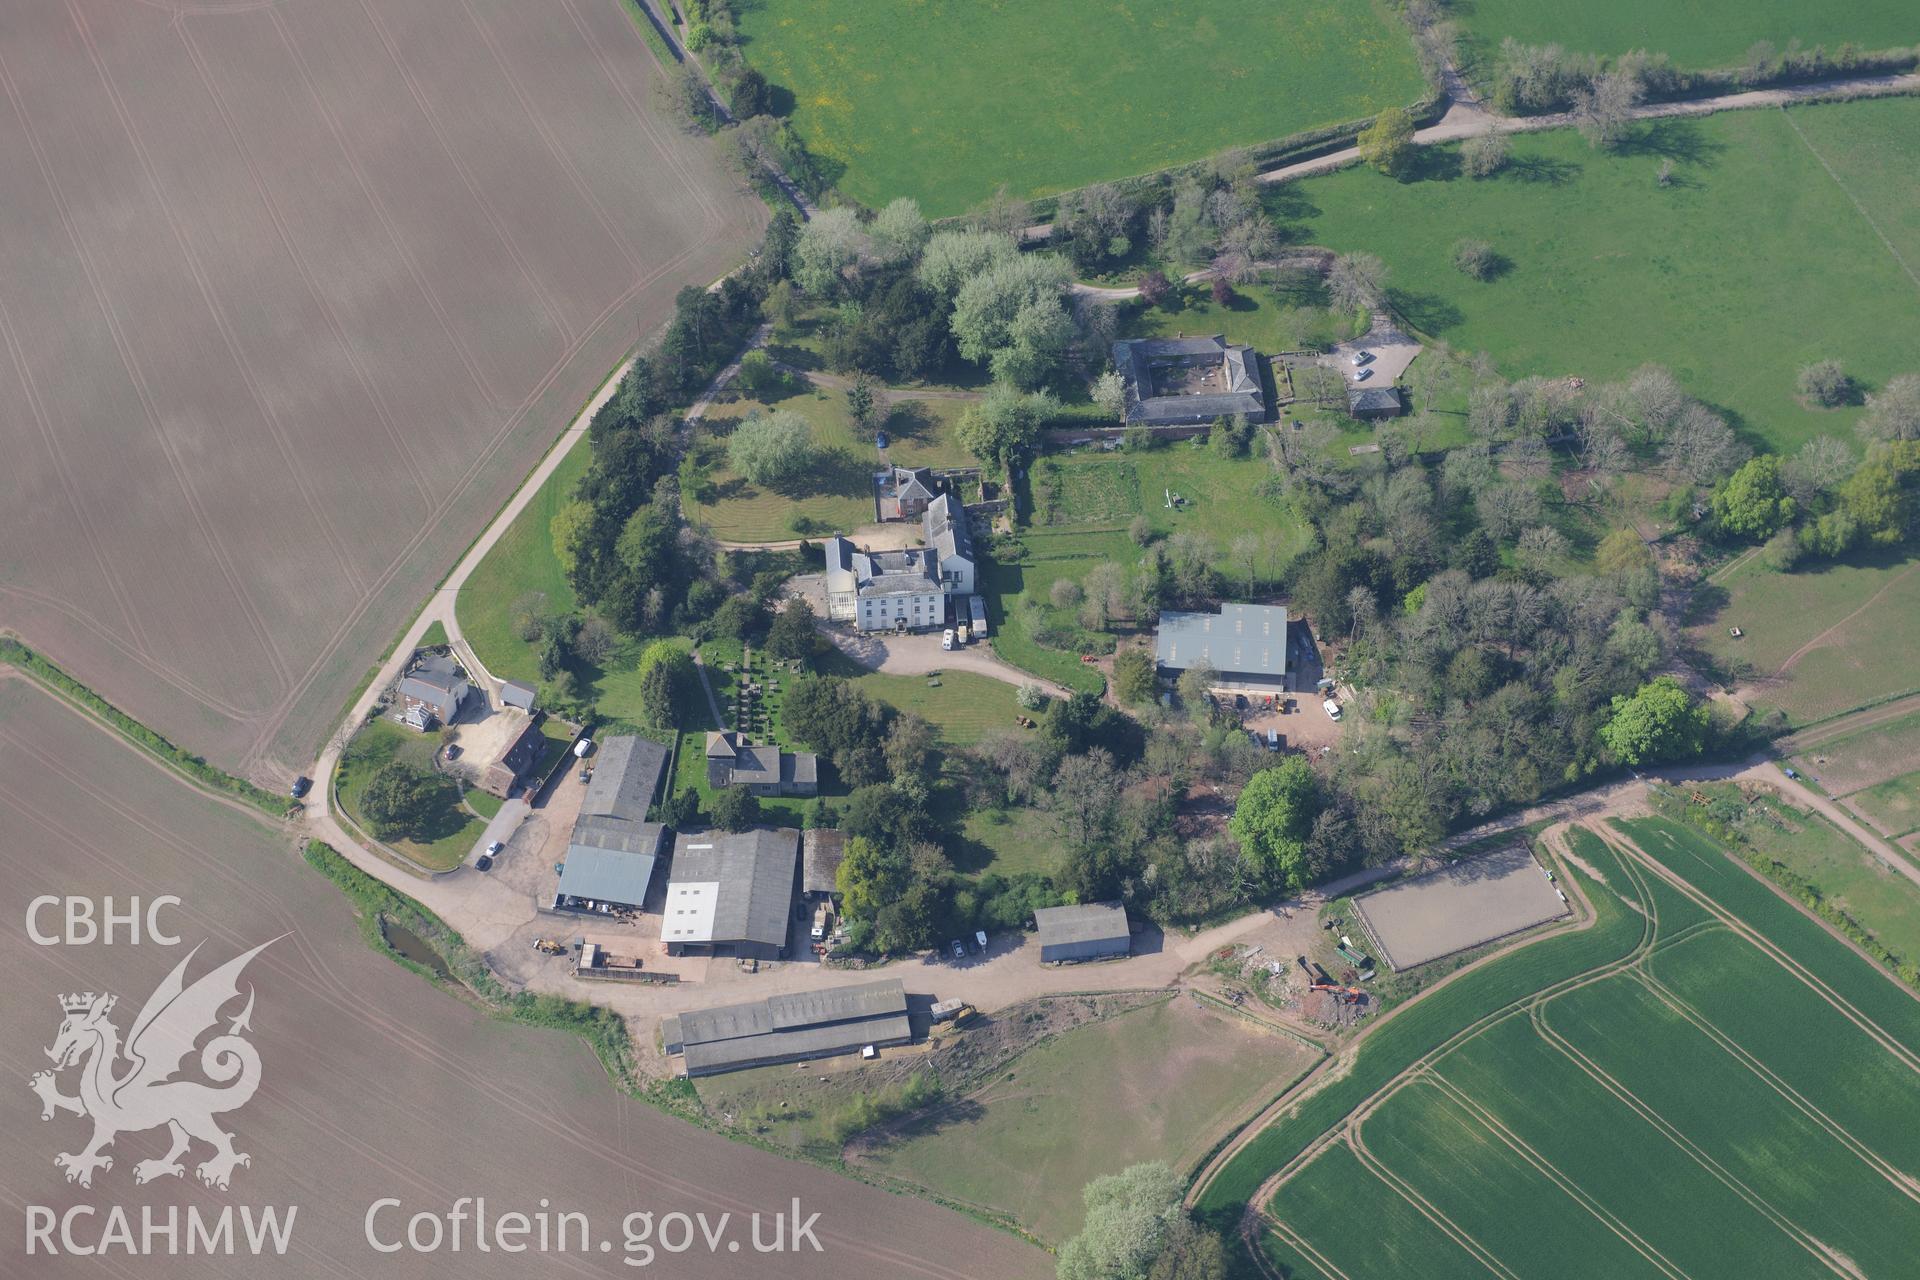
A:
[1266,728,1280,751]
[1323,699,1343,721]
[941,628,956,650]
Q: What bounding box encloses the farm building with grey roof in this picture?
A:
[1111,335,1269,427]
[661,980,912,1077]
[662,827,801,960]
[1155,603,1289,692]
[1033,901,1131,963]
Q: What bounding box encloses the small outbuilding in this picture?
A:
[802,828,849,900]
[500,679,538,711]
[1347,384,1405,420]
[1033,901,1131,963]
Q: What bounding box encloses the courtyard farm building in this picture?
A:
[704,730,818,797]
[662,827,802,960]
[1111,335,1269,428]
[662,980,913,1077]
[1034,902,1132,963]
[552,734,670,912]
[1155,603,1290,694]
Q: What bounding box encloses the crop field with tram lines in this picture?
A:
[0,0,761,789]
[1200,820,1920,1280]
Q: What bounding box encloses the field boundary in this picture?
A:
[0,642,285,820]
[1781,106,1920,296]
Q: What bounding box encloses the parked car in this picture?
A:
[1354,366,1374,382]
[444,744,461,760]
[1266,729,1281,751]
[289,775,311,799]
[475,854,494,872]
[949,939,967,961]
[486,841,504,856]
[1351,350,1373,366]
[973,930,988,953]
[1324,698,1343,721]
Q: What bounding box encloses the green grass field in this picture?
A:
[1793,708,1920,792]
[334,719,485,872]
[735,0,1426,215]
[1456,0,1918,71]
[1688,548,1920,725]
[690,385,974,542]
[1689,784,1920,966]
[1217,818,1920,1279]
[865,995,1320,1243]
[456,444,589,685]
[1853,770,1920,837]
[1282,100,1920,455]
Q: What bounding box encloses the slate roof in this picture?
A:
[923,493,974,563]
[663,828,800,950]
[1348,385,1405,416]
[581,735,668,821]
[782,752,818,790]
[500,679,537,710]
[1034,902,1130,948]
[892,467,938,503]
[1155,604,1289,677]
[802,828,848,896]
[1111,335,1268,426]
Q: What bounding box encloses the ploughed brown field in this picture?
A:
[0,673,1051,1278]
[0,0,761,784]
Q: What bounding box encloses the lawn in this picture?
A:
[735,0,1427,216]
[456,443,589,684]
[988,442,1313,690]
[958,804,1061,880]
[1280,100,1920,455]
[688,383,975,542]
[837,667,1025,748]
[1793,709,1920,793]
[864,995,1321,1243]
[1687,545,1920,725]
[334,719,485,872]
[1456,0,1918,71]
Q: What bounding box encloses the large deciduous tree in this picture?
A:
[1228,757,1320,890]
[727,410,815,487]
[1600,676,1708,765]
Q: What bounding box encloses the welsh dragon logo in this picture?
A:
[30,938,279,1190]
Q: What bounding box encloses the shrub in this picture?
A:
[1797,359,1854,408]
[1461,131,1508,178]
[707,786,761,832]
[1452,238,1498,280]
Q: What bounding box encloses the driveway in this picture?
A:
[821,625,1071,697]
[467,797,530,869]
[1332,323,1421,388]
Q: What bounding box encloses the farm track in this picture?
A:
[2,682,1052,1280]
[1780,692,1920,755]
